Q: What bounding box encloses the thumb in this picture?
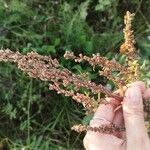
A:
[122,83,149,142]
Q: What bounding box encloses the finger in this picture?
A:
[127,81,146,93]
[90,102,115,127]
[114,81,146,96]
[114,82,149,104]
[84,100,125,150]
[87,101,115,139]
[122,83,149,142]
[84,102,116,149]
[113,109,124,138]
[113,109,124,127]
[83,133,124,150]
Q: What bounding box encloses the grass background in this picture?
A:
[0,0,150,149]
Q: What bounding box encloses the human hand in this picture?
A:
[83,81,150,150]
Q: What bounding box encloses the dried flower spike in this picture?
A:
[0,49,122,114]
[120,11,136,55]
[71,124,125,134]
[120,11,140,84]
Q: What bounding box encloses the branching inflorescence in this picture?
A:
[0,11,149,134]
[0,49,122,113]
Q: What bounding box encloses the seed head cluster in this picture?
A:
[120,11,140,83]
[0,49,122,114]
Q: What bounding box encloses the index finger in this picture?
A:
[90,101,115,127]
[84,100,123,150]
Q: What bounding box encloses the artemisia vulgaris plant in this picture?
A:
[0,11,149,134]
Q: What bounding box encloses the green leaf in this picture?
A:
[79,0,90,20]
[82,115,93,125]
[54,38,60,46]
[9,0,34,17]
[79,35,86,45]
[72,65,83,72]
[47,45,56,54]
[41,45,56,54]
[84,41,93,54]
[95,0,113,11]
[95,4,104,11]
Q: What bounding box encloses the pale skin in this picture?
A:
[83,81,150,150]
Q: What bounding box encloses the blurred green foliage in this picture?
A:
[0,0,149,149]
